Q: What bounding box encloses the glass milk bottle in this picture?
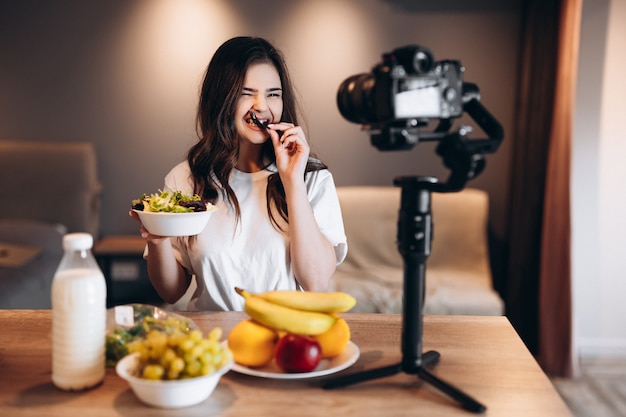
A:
[51,232,107,391]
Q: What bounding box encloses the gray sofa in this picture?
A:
[0,140,101,308]
[329,186,504,315]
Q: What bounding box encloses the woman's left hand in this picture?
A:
[268,122,310,184]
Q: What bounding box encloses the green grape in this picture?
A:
[167,332,185,347]
[189,329,203,342]
[208,327,222,341]
[170,357,185,373]
[160,347,177,367]
[167,368,181,380]
[190,344,205,359]
[179,338,195,352]
[207,340,220,354]
[196,339,211,352]
[130,327,231,380]
[200,351,214,365]
[201,363,216,376]
[185,359,202,377]
[143,364,164,380]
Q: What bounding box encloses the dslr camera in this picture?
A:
[337,45,471,151]
[336,44,503,190]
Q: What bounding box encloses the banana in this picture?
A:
[256,290,356,313]
[235,288,336,335]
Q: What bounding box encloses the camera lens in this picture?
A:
[336,73,380,124]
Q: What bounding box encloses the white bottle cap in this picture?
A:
[62,233,94,251]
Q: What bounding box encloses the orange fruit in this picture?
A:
[227,319,278,367]
[313,316,350,358]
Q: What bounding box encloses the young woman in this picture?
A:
[131,36,347,310]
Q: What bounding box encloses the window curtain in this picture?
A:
[505,0,582,378]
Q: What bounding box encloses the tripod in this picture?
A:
[322,82,503,412]
[322,176,486,414]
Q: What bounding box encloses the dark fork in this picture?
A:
[249,111,283,143]
[249,111,269,133]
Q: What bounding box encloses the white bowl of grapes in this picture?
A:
[115,324,233,408]
[131,189,216,237]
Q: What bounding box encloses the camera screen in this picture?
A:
[394,85,441,119]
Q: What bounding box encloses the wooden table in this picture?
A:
[0,310,572,416]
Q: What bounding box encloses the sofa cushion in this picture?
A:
[330,186,504,315]
[0,140,101,237]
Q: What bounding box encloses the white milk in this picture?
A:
[51,234,107,391]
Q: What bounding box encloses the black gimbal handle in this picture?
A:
[432,85,504,193]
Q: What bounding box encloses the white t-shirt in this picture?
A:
[161,161,347,311]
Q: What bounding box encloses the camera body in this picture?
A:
[337,45,465,126]
[336,44,503,190]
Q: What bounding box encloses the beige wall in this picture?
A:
[572,0,626,357]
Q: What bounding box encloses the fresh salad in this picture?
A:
[132,189,212,213]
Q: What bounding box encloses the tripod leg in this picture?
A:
[321,363,402,390]
[417,367,486,413]
[422,350,440,367]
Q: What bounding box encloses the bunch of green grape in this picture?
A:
[106,310,196,367]
[128,327,232,380]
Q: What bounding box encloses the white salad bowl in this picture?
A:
[133,207,216,237]
[116,352,233,408]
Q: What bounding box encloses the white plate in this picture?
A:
[229,341,360,379]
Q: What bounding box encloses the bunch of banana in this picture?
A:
[234,287,356,336]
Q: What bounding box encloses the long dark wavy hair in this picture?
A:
[188,36,327,230]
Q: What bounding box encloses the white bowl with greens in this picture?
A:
[132,190,216,237]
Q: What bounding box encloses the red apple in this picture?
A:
[274,333,322,373]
